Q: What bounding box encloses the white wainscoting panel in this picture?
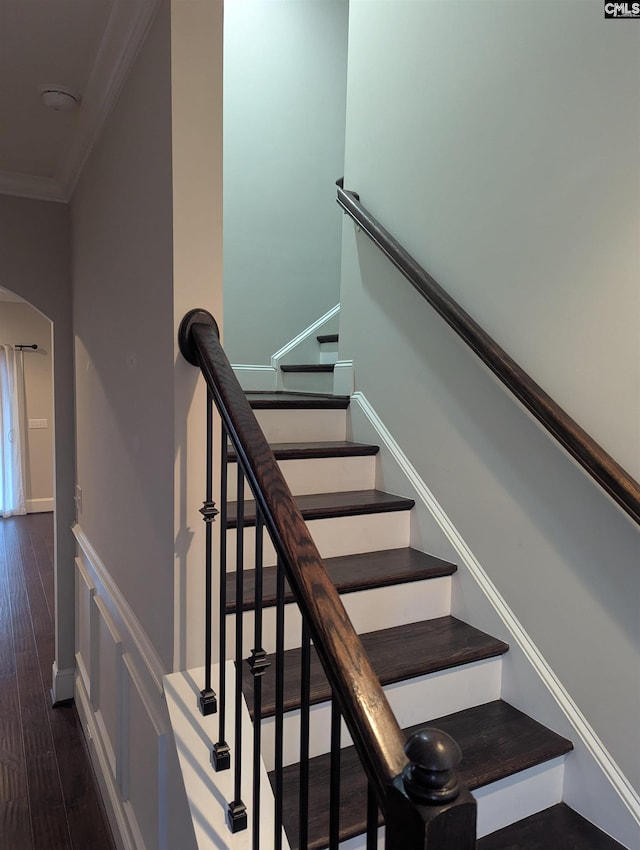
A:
[75,556,95,699]
[73,525,194,850]
[94,595,123,780]
[123,653,166,850]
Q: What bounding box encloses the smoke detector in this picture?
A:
[40,84,81,112]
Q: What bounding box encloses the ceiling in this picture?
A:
[0,0,159,203]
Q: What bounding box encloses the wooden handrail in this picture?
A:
[337,182,640,527]
[179,310,408,804]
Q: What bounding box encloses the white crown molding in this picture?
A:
[59,0,163,201]
[0,0,161,205]
[0,170,66,203]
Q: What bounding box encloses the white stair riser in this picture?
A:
[280,370,334,394]
[253,408,347,443]
[228,454,376,498]
[474,756,566,837]
[258,657,502,770]
[339,829,385,850]
[225,511,411,572]
[225,576,452,657]
[335,757,567,849]
[319,347,339,364]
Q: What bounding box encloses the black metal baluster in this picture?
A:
[249,512,270,849]
[227,462,247,832]
[274,555,286,850]
[366,781,378,850]
[199,389,218,715]
[212,427,230,770]
[299,619,311,850]
[329,693,341,850]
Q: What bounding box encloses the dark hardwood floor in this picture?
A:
[0,513,116,850]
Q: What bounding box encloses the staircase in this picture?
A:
[221,388,626,849]
[279,333,338,394]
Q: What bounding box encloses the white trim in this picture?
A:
[271,303,340,368]
[232,305,341,391]
[50,661,75,704]
[123,653,168,850]
[73,524,166,694]
[94,595,123,710]
[123,652,167,738]
[76,671,138,850]
[59,0,162,200]
[75,555,96,699]
[26,497,55,513]
[351,391,640,827]
[231,364,277,391]
[333,360,354,396]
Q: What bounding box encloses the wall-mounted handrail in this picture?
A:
[336,181,640,527]
[179,309,476,848]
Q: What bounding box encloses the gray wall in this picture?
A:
[0,301,54,507]
[72,0,175,669]
[0,194,74,685]
[69,3,222,846]
[340,0,640,789]
[223,0,348,363]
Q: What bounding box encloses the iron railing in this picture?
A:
[178,309,476,850]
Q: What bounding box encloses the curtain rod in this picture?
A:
[0,344,38,350]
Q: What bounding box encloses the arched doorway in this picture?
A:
[0,289,54,517]
[0,271,75,703]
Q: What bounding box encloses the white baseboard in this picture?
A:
[350,391,639,846]
[27,497,54,513]
[51,661,75,704]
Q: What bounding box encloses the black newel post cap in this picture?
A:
[402,727,463,805]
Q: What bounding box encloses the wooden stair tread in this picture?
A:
[271,700,573,850]
[227,547,456,612]
[246,392,349,409]
[317,333,338,344]
[228,440,379,462]
[242,617,508,718]
[226,489,415,529]
[478,803,626,849]
[280,363,335,373]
